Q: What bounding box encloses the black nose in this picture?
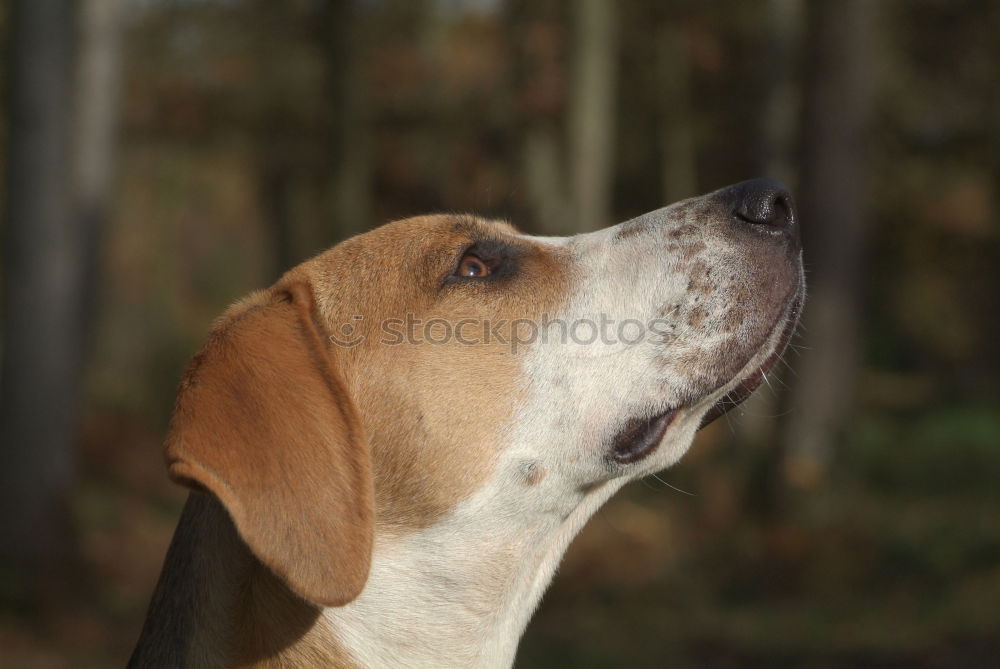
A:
[724,178,798,240]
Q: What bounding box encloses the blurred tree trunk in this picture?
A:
[523,125,572,234]
[758,0,804,187]
[511,0,617,235]
[658,24,697,204]
[569,0,617,232]
[73,0,123,349]
[256,0,373,276]
[733,0,804,463]
[259,158,296,279]
[251,2,297,279]
[0,0,78,568]
[781,0,878,488]
[324,0,373,242]
[508,0,572,235]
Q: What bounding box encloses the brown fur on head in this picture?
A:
[305,216,571,529]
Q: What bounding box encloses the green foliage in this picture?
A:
[851,405,1000,496]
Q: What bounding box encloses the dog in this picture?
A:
[129,178,803,668]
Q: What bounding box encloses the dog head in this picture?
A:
[163,178,803,607]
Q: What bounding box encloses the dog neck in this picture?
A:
[323,479,625,668]
[132,481,624,668]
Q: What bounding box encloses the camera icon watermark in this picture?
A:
[328,314,366,348]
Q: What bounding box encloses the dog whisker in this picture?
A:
[649,472,696,496]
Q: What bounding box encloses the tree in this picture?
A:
[508,0,573,235]
[0,0,123,579]
[732,0,804,506]
[510,0,618,235]
[73,0,124,355]
[324,0,373,243]
[781,0,879,488]
[657,22,697,205]
[568,0,617,232]
[0,0,79,570]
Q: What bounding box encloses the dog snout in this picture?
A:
[722,178,799,243]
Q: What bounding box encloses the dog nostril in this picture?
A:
[729,177,797,236]
[752,192,789,227]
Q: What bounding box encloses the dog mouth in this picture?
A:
[609,293,802,464]
[609,408,681,464]
[698,293,802,429]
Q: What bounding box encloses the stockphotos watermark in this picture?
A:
[328,313,677,354]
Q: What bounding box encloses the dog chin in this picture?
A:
[607,284,802,468]
[698,291,803,429]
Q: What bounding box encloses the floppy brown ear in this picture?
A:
[164,281,372,607]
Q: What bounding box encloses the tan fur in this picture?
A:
[301,215,570,528]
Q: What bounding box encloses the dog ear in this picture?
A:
[163,281,372,607]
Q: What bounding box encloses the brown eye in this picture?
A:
[456,253,491,278]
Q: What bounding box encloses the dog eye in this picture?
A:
[455,252,492,278]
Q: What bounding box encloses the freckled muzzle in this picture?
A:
[695,178,803,424]
[609,179,804,459]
